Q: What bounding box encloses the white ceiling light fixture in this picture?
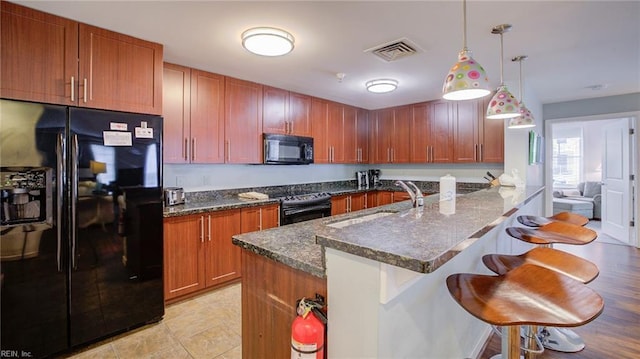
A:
[366,79,398,94]
[241,27,295,57]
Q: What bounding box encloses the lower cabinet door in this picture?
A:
[205,209,242,288]
[163,214,206,300]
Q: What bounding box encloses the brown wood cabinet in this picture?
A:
[357,108,370,163]
[1,2,162,114]
[240,204,280,233]
[331,193,366,216]
[373,106,411,163]
[163,214,205,300]
[242,249,327,359]
[163,209,241,301]
[311,98,330,163]
[377,191,394,206]
[412,101,455,163]
[225,77,263,163]
[163,63,225,164]
[366,191,377,208]
[263,86,312,137]
[453,97,504,163]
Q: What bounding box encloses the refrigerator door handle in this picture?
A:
[56,133,66,272]
[71,134,79,270]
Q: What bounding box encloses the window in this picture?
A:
[552,134,582,187]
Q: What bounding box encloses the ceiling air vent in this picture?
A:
[366,38,419,62]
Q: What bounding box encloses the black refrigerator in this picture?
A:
[0,99,164,358]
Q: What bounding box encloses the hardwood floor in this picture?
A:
[479,241,640,359]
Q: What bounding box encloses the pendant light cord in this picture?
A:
[462,0,467,50]
[519,59,523,101]
[499,33,504,85]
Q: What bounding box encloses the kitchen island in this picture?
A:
[233,185,545,358]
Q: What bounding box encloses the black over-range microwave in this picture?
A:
[263,133,314,165]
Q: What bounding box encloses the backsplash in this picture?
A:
[185,179,489,203]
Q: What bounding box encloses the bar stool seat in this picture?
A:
[482,247,599,284]
[447,264,604,359]
[506,221,597,246]
[517,212,589,227]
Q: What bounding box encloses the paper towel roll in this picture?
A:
[440,174,456,215]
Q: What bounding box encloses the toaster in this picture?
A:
[164,187,185,206]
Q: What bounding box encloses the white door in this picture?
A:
[601,118,632,243]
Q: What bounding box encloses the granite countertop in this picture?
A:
[233,185,544,278]
[163,181,486,218]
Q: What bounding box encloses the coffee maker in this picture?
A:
[368,169,381,188]
[356,171,369,189]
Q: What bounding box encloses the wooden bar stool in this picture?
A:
[482,247,600,358]
[517,211,589,227]
[506,221,597,246]
[504,222,598,353]
[482,247,599,284]
[446,264,604,359]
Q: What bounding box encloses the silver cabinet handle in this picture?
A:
[207,215,211,241]
[479,144,483,162]
[200,216,204,243]
[83,78,87,103]
[474,144,478,162]
[391,148,394,162]
[227,140,231,162]
[387,148,390,162]
[184,138,188,161]
[192,138,196,161]
[56,134,65,272]
[70,76,75,102]
[71,135,79,270]
[259,208,263,230]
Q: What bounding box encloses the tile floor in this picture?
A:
[63,283,242,359]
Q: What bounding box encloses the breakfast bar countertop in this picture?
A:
[233,185,544,278]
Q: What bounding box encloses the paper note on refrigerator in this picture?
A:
[103,131,132,146]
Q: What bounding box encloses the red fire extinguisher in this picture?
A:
[291,297,327,359]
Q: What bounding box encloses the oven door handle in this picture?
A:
[282,203,331,216]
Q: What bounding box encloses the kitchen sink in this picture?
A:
[326,211,396,229]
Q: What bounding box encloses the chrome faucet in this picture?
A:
[395,180,424,208]
[406,181,424,207]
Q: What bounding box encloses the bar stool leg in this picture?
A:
[490,326,523,359]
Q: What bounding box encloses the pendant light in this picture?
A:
[442,0,491,101]
[486,24,520,119]
[508,55,536,128]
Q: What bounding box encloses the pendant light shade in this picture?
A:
[442,0,491,101]
[508,55,536,128]
[486,24,520,120]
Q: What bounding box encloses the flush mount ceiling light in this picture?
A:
[241,27,294,56]
[366,79,398,93]
[442,0,491,101]
[486,24,521,120]
[508,55,536,129]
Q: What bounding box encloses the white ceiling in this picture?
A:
[16,1,640,110]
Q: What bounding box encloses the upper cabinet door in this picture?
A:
[311,98,329,163]
[190,70,225,163]
[453,100,481,163]
[163,63,191,164]
[429,100,455,163]
[0,1,78,104]
[225,78,263,164]
[78,24,163,115]
[480,97,505,163]
[262,86,288,135]
[288,92,312,137]
[411,102,430,163]
[342,105,358,163]
[392,105,412,163]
